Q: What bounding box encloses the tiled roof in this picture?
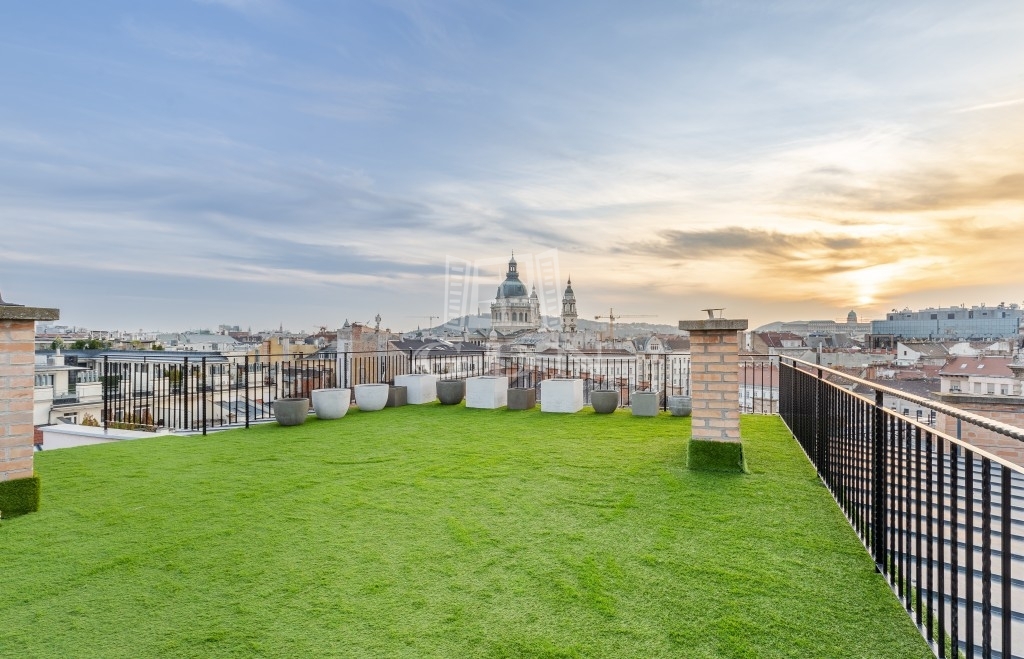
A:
[939,356,1016,378]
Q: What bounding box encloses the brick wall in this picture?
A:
[0,319,37,481]
[688,329,742,442]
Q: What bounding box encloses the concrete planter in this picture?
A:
[631,391,660,417]
[466,376,507,409]
[274,397,309,426]
[386,386,408,407]
[667,395,692,417]
[354,383,389,412]
[436,379,466,405]
[311,388,351,420]
[540,378,584,413]
[590,390,619,414]
[507,387,536,410]
[394,374,438,404]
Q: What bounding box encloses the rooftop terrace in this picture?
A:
[2,406,930,657]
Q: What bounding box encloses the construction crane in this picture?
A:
[405,315,440,330]
[594,308,657,341]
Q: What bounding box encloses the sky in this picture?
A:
[1,0,1023,333]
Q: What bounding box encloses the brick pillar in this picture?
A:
[679,318,748,472]
[1,297,59,515]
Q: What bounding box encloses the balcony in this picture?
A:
[7,407,931,657]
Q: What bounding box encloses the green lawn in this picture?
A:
[1,407,930,658]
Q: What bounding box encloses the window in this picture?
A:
[974,383,982,394]
[947,313,955,320]
[987,383,995,395]
[1000,384,1009,395]
[930,314,938,320]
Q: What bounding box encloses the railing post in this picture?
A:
[815,367,825,471]
[244,355,250,429]
[872,388,886,569]
[202,357,207,436]
[102,356,109,431]
[183,357,190,432]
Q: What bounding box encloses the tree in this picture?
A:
[50,338,65,350]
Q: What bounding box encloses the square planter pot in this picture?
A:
[466,376,508,409]
[667,395,692,417]
[274,397,309,426]
[354,383,389,412]
[540,378,584,413]
[507,387,536,410]
[590,390,619,414]
[386,385,408,407]
[311,388,351,420]
[631,391,660,417]
[437,379,466,405]
[394,374,439,404]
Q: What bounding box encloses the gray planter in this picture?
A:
[386,386,408,407]
[590,390,619,414]
[631,391,660,417]
[311,388,350,420]
[274,397,309,426]
[437,379,466,405]
[507,387,536,410]
[667,395,692,417]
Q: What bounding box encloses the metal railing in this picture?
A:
[779,356,1023,659]
[99,350,779,434]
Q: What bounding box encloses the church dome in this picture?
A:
[497,253,528,298]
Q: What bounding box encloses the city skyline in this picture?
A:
[2,1,1023,330]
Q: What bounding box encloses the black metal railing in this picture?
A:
[779,356,1023,659]
[496,353,687,407]
[99,350,779,434]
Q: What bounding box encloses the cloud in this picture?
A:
[953,97,1024,114]
[122,20,260,67]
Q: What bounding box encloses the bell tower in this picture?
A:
[561,276,578,333]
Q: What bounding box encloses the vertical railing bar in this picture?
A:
[915,425,923,627]
[925,429,935,645]
[952,442,960,658]
[1000,464,1011,659]
[966,449,975,658]
[980,457,991,659]
[938,432,946,658]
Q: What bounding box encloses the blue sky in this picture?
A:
[2,1,1023,332]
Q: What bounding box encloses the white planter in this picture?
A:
[311,388,351,420]
[354,383,389,412]
[540,378,585,413]
[394,374,439,404]
[466,376,508,409]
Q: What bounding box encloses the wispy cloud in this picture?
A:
[122,20,261,67]
[953,97,1024,114]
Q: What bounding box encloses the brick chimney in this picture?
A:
[679,315,748,472]
[1,289,59,515]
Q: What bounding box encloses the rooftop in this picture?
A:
[2,407,929,657]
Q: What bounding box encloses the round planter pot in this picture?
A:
[590,390,619,414]
[354,383,390,412]
[437,379,466,405]
[311,388,351,420]
[667,395,693,417]
[274,397,310,426]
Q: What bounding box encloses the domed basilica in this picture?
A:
[490,253,541,334]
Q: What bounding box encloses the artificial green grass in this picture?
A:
[1,408,930,658]
[0,473,40,517]
[687,439,747,473]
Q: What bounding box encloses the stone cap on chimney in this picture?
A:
[0,305,60,321]
[679,319,748,332]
